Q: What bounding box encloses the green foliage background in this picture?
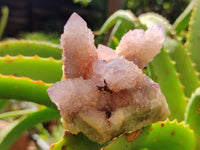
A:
[0,0,200,150]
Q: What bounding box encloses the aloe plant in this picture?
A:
[0,0,200,149]
[0,6,8,39]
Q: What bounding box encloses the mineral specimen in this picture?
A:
[47,13,169,144]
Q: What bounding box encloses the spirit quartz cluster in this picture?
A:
[47,13,169,144]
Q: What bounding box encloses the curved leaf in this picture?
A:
[142,120,195,150]
[164,37,200,97]
[0,40,62,59]
[50,132,102,150]
[185,0,200,73]
[185,87,200,135]
[0,109,37,119]
[99,10,145,48]
[0,6,9,38]
[139,12,172,35]
[108,20,135,49]
[173,0,196,33]
[99,10,138,34]
[103,120,195,150]
[0,75,56,109]
[0,55,62,83]
[138,12,199,99]
[149,48,186,121]
[0,108,60,150]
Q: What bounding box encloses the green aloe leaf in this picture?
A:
[50,133,102,150]
[0,6,9,38]
[0,109,37,119]
[139,12,172,35]
[0,75,55,109]
[139,12,188,119]
[149,48,187,121]
[173,0,197,33]
[164,37,200,98]
[142,120,195,150]
[0,108,60,150]
[185,87,200,149]
[0,55,62,83]
[138,12,200,98]
[185,87,200,136]
[108,20,135,49]
[103,120,195,150]
[185,0,200,73]
[99,10,145,48]
[0,40,62,59]
[99,10,138,34]
[101,126,151,150]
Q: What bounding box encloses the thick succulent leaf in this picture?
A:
[139,12,172,35]
[0,40,62,59]
[0,109,37,119]
[185,87,200,149]
[164,37,200,97]
[50,132,102,150]
[108,20,136,49]
[101,126,151,150]
[103,120,195,150]
[185,0,200,73]
[173,0,196,33]
[138,12,199,99]
[196,135,200,150]
[185,87,200,136]
[0,75,56,109]
[142,120,195,150]
[0,6,9,38]
[0,108,60,150]
[148,48,186,121]
[147,63,157,82]
[99,10,145,48]
[100,10,138,34]
[138,11,186,111]
[0,55,62,83]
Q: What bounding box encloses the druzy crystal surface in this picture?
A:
[47,13,169,144]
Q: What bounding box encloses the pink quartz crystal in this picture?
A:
[116,24,165,68]
[61,13,97,79]
[96,44,119,62]
[92,57,144,92]
[47,13,169,144]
